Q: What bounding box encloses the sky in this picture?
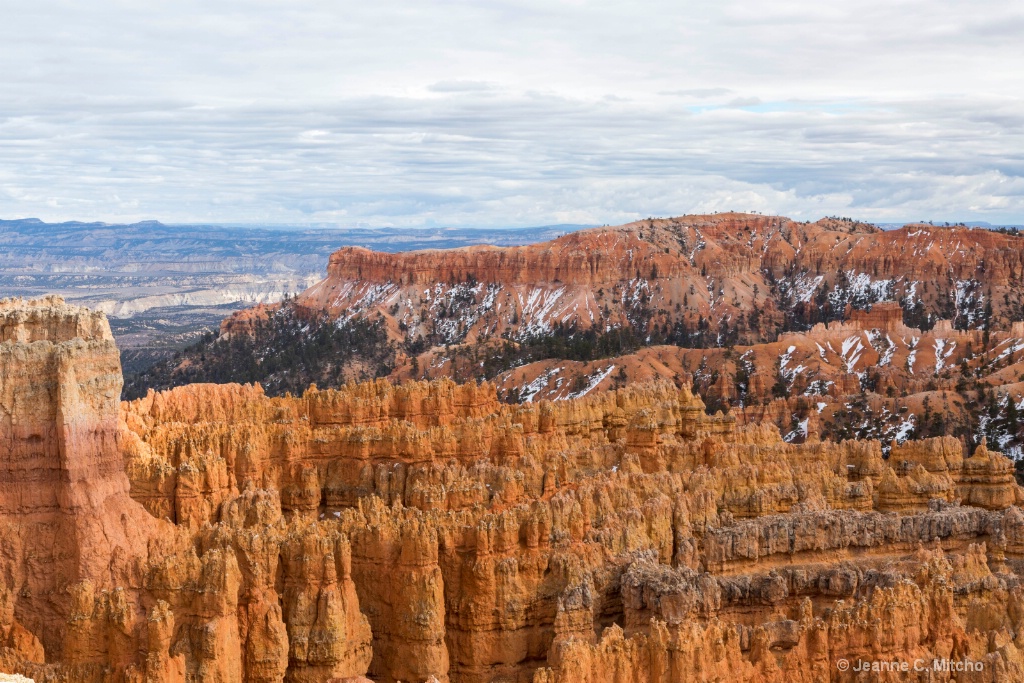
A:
[1,0,1022,228]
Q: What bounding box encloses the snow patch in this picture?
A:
[933,338,956,374]
[840,335,865,373]
[520,367,563,403]
[568,365,617,399]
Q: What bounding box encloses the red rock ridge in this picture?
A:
[275,213,1024,341]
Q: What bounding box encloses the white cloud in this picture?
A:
[0,0,1021,226]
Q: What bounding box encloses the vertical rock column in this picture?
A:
[0,297,158,660]
[347,505,449,683]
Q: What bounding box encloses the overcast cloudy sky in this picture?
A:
[1,1,1022,227]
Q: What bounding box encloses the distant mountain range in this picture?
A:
[0,218,590,267]
[0,218,592,372]
[877,221,1024,230]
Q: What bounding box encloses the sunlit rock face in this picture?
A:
[120,376,1024,682]
[0,296,157,665]
[277,214,1024,348]
[0,300,370,683]
[3,297,1024,681]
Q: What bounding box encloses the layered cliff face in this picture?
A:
[116,377,1024,682]
[0,296,159,663]
[7,296,1024,682]
[0,300,374,683]
[229,213,1024,350]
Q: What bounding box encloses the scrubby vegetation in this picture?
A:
[123,309,394,399]
[411,324,646,384]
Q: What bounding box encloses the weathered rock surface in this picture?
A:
[0,296,160,665]
[5,297,1024,682]
[222,213,1024,362]
[116,377,1024,682]
[0,300,373,682]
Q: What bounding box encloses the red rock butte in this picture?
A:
[274,214,1024,339]
[214,214,1024,415]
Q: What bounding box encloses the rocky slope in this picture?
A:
[4,297,1024,681]
[230,213,1024,348]
[490,302,1024,453]
[148,213,1024,462]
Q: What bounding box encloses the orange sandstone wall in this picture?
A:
[115,378,1024,683]
[3,297,1024,681]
